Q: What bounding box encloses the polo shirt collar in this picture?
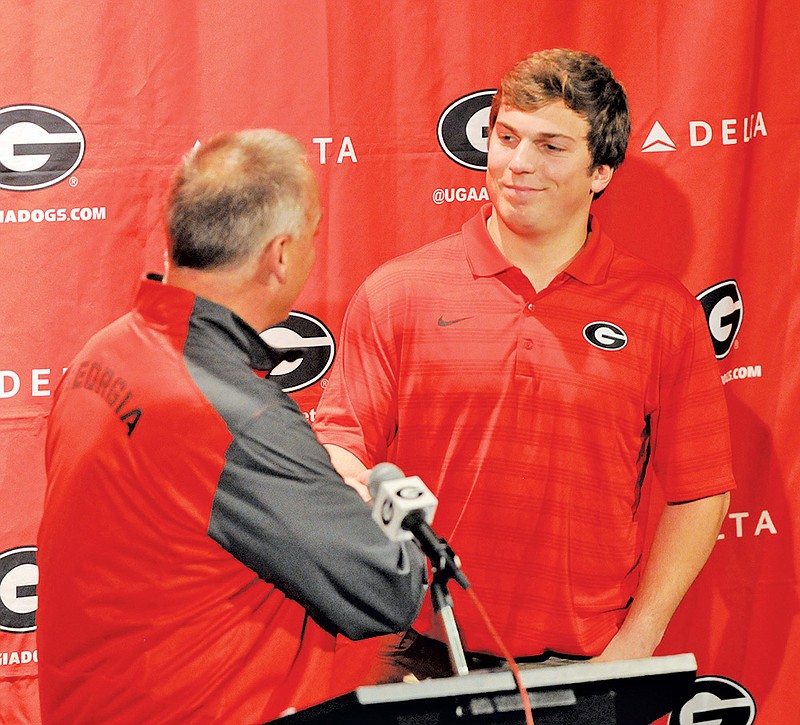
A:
[463,204,514,277]
[565,215,614,286]
[462,204,614,286]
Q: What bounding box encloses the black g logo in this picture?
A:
[380,498,395,525]
[437,90,495,170]
[260,311,335,393]
[668,676,756,725]
[0,105,85,191]
[583,321,628,351]
[696,280,743,360]
[397,485,424,500]
[0,547,38,633]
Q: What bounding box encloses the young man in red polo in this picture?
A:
[314,49,733,679]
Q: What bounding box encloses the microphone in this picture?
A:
[367,462,438,543]
[367,463,469,591]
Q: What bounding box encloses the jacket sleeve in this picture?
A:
[207,384,427,640]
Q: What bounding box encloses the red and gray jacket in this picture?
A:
[38,276,426,724]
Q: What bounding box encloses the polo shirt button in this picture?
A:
[524,340,533,350]
[526,303,535,312]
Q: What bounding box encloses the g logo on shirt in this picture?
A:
[260,311,336,393]
[667,675,756,725]
[696,280,743,359]
[0,105,85,191]
[0,547,38,633]
[583,321,628,351]
[437,90,495,170]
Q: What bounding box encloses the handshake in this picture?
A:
[359,463,470,592]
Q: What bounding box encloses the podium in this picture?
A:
[272,653,696,724]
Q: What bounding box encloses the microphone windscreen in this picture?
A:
[366,462,405,498]
[370,474,438,542]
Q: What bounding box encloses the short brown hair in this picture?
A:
[490,49,630,170]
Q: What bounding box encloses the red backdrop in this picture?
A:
[1,1,797,722]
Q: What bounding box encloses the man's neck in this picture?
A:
[487,211,589,292]
[165,264,282,331]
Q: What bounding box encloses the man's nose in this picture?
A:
[508,141,541,174]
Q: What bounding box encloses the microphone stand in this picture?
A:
[406,514,471,677]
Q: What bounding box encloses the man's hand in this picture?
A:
[343,471,372,503]
[325,444,372,502]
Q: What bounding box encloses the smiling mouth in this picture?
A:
[504,184,545,194]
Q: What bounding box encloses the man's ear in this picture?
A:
[258,234,290,284]
[590,164,614,195]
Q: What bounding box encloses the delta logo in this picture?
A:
[641,112,767,153]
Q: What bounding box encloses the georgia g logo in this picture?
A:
[260,311,335,393]
[380,497,395,526]
[668,676,756,725]
[696,280,743,359]
[0,105,85,191]
[0,547,38,633]
[583,321,628,351]
[437,90,495,170]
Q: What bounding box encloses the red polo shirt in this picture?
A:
[315,205,734,657]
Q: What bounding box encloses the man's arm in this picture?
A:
[208,391,426,641]
[314,277,401,470]
[325,443,368,477]
[595,491,730,661]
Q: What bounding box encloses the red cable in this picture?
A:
[467,588,535,725]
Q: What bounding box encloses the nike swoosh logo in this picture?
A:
[437,316,472,327]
